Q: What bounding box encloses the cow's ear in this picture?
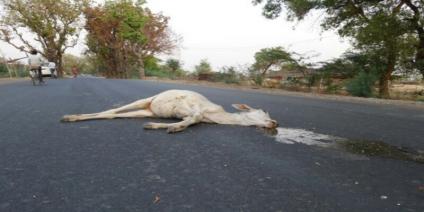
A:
[232,104,253,111]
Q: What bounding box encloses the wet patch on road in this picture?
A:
[261,128,424,164]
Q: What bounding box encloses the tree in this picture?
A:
[0,0,88,77]
[84,0,176,79]
[84,1,142,78]
[353,12,413,98]
[195,59,213,75]
[252,47,296,76]
[217,66,240,84]
[0,62,8,76]
[166,58,181,72]
[393,0,424,79]
[62,54,96,75]
[318,50,383,96]
[253,0,417,98]
[62,54,82,75]
[346,71,378,97]
[319,51,388,78]
[139,10,177,78]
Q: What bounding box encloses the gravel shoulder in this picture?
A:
[0,78,26,85]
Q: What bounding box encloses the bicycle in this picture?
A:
[29,68,44,86]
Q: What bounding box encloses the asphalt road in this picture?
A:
[0,78,423,212]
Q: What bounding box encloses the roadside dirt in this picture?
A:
[146,78,424,109]
[0,78,26,85]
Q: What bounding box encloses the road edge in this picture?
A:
[145,79,424,109]
[0,78,27,85]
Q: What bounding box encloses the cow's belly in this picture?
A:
[149,90,223,118]
[150,99,192,118]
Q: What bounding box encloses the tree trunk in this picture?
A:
[260,63,273,77]
[109,51,119,78]
[379,52,396,98]
[379,70,392,98]
[57,54,64,78]
[416,34,424,79]
[44,49,64,78]
[139,61,145,79]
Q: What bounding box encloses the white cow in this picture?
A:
[61,90,278,133]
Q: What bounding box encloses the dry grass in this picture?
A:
[390,83,424,101]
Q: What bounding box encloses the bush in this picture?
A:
[252,75,263,85]
[346,72,377,97]
[0,64,7,73]
[145,68,170,78]
[306,74,320,87]
[326,84,342,94]
[0,63,29,78]
[144,68,186,79]
[213,67,241,84]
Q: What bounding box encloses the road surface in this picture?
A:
[0,78,423,212]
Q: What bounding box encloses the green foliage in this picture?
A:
[63,54,82,74]
[253,0,422,97]
[0,63,28,78]
[247,66,263,85]
[325,84,342,94]
[0,63,7,73]
[346,72,378,97]
[144,56,160,71]
[145,69,170,78]
[252,47,296,76]
[0,63,9,78]
[165,59,181,72]
[286,76,301,85]
[143,56,186,79]
[145,68,185,79]
[85,0,148,78]
[319,57,357,79]
[62,54,99,76]
[213,66,240,84]
[195,59,213,75]
[319,50,387,77]
[106,0,147,44]
[305,73,320,87]
[85,0,174,78]
[253,75,264,85]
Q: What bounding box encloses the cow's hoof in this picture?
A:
[166,126,184,133]
[61,115,77,122]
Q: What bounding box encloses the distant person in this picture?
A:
[48,62,57,78]
[28,49,45,83]
[71,66,79,78]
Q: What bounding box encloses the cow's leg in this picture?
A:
[144,114,202,133]
[62,109,154,122]
[62,96,156,121]
[99,96,155,114]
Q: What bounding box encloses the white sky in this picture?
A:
[0,0,351,71]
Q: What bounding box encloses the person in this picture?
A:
[28,49,45,83]
[48,62,57,78]
[71,65,79,78]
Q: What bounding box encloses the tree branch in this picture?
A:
[392,1,405,14]
[0,27,35,53]
[347,0,369,22]
[403,0,424,33]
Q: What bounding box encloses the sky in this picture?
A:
[0,0,352,71]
